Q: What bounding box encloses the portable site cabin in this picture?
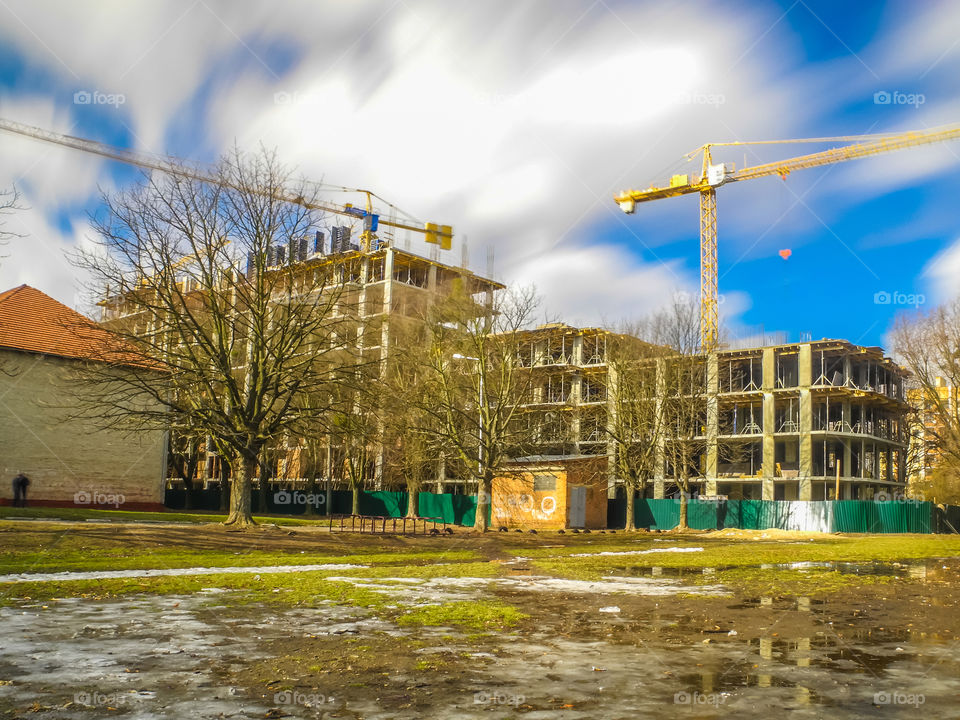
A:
[492,455,607,530]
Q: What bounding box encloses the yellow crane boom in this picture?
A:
[615,124,960,350]
[0,117,453,252]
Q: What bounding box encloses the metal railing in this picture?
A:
[327,514,451,534]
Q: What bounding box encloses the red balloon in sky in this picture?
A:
[779,249,792,260]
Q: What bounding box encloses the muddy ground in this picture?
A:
[1,522,958,718]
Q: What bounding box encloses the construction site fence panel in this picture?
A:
[608,498,956,534]
[164,487,481,526]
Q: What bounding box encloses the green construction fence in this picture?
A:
[610,498,954,534]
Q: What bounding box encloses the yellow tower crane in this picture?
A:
[0,117,453,253]
[614,124,960,350]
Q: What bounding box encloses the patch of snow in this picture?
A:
[0,563,367,584]
[569,547,704,557]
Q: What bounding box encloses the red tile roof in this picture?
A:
[0,284,122,363]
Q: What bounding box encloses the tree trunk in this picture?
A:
[217,458,231,512]
[625,486,636,531]
[183,455,198,510]
[474,472,492,532]
[225,456,256,527]
[305,475,319,516]
[352,485,360,515]
[257,459,271,514]
[406,484,419,519]
[183,476,194,510]
[677,484,689,531]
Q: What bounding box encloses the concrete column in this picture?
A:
[798,343,813,500]
[437,455,446,494]
[605,361,617,498]
[762,348,776,500]
[381,247,394,349]
[706,353,719,484]
[653,357,666,500]
[842,401,852,484]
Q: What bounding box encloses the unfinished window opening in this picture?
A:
[579,410,604,443]
[776,352,799,388]
[582,335,606,365]
[720,402,762,435]
[542,336,572,365]
[541,375,571,404]
[775,396,800,432]
[392,261,428,288]
[720,356,762,392]
[718,440,762,477]
[774,439,799,475]
[536,410,568,443]
[581,376,606,404]
[812,351,847,387]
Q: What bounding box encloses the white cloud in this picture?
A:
[512,243,691,326]
[923,237,960,303]
[0,0,957,340]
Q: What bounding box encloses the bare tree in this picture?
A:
[69,148,360,527]
[650,296,708,530]
[401,283,540,532]
[167,429,203,509]
[0,185,24,249]
[382,328,444,518]
[603,325,669,531]
[892,298,960,495]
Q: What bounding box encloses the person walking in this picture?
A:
[12,472,30,508]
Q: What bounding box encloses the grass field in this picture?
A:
[0,505,327,525]
[3,517,960,604]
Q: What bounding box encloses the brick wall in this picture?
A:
[0,349,166,509]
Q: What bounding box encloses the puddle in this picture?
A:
[1,584,959,719]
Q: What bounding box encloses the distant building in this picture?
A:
[513,324,909,501]
[0,285,167,509]
[908,377,957,484]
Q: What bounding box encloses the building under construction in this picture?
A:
[515,324,909,501]
[102,233,503,491]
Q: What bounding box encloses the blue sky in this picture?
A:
[0,0,958,350]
